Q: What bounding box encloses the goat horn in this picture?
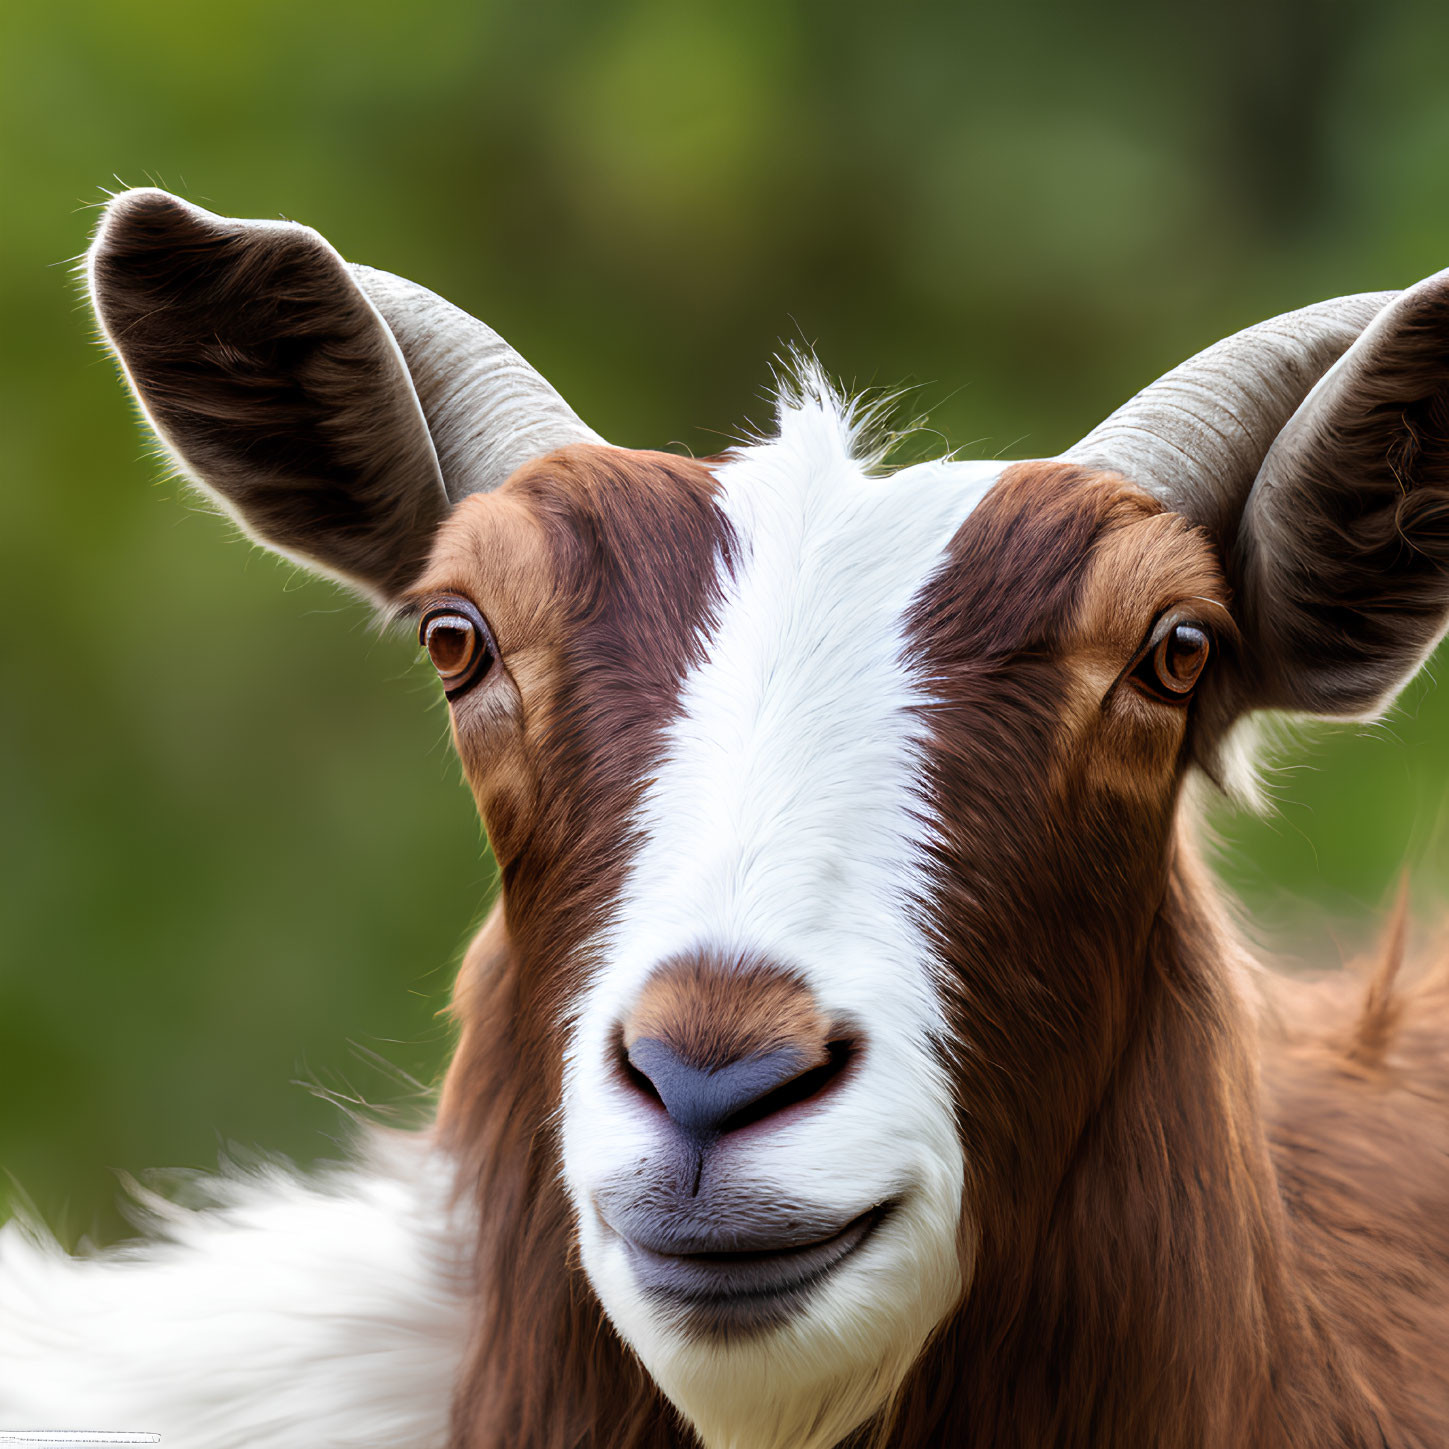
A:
[350,264,603,503]
[1061,292,1396,540]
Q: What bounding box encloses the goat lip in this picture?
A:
[613,1205,888,1333]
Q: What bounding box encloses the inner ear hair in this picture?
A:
[88,188,453,601]
[1236,275,1449,718]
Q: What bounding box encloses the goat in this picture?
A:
[1,188,1447,1449]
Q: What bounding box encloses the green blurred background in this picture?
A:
[3,0,1448,1246]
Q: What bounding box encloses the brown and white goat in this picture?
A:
[2,189,1448,1449]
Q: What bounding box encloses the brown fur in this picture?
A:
[417,452,1449,1448]
[624,957,832,1073]
[415,445,731,1449]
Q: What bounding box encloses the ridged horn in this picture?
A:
[1062,292,1396,543]
[350,264,602,503]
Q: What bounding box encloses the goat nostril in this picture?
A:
[619,1043,664,1107]
[718,1038,856,1133]
[619,1033,858,1141]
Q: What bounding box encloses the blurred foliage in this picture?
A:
[2,0,1447,1245]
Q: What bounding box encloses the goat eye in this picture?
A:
[1133,620,1211,702]
[1155,623,1210,693]
[419,598,495,700]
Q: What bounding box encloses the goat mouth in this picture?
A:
[612,1204,890,1336]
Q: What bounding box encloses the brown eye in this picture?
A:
[419,598,495,700]
[1132,619,1211,703]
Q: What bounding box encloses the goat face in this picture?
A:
[85,190,1449,1449]
[404,423,1230,1445]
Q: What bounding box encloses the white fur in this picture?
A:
[562,387,1000,1449]
[0,1134,470,1448]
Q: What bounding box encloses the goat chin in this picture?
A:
[0,1130,470,1449]
[650,1347,921,1449]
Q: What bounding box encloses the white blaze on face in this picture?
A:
[561,388,1001,1449]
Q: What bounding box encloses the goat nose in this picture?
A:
[618,956,856,1142]
[626,1038,822,1138]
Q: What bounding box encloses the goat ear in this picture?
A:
[88,189,600,603]
[88,189,452,601]
[1233,274,1449,716]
